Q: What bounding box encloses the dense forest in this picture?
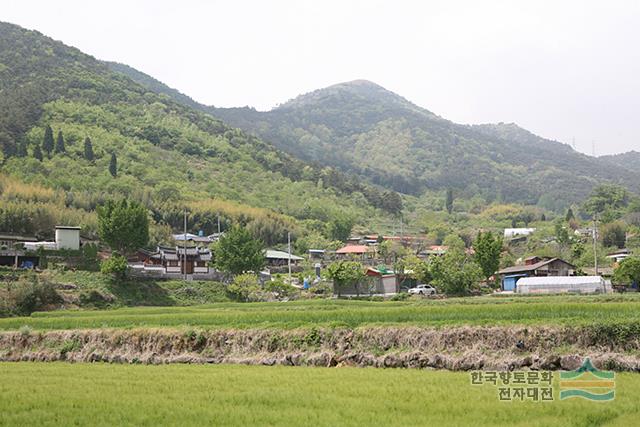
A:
[208,81,640,211]
[0,22,401,245]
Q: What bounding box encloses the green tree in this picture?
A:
[16,141,27,157]
[430,235,482,296]
[97,199,149,255]
[473,231,503,283]
[32,143,43,161]
[54,130,65,154]
[601,221,627,249]
[613,257,640,286]
[565,208,575,222]
[100,254,128,279]
[226,273,261,302]
[325,214,354,241]
[109,152,117,177]
[381,191,403,215]
[42,125,54,157]
[445,189,454,214]
[214,226,265,275]
[583,184,629,221]
[83,137,94,161]
[326,260,364,297]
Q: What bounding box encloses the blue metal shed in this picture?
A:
[502,274,527,291]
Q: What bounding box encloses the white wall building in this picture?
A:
[55,226,81,250]
[504,228,536,239]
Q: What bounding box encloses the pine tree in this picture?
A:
[43,125,54,157]
[16,141,28,157]
[565,208,575,222]
[83,137,94,161]
[109,153,117,177]
[445,189,454,214]
[33,144,43,161]
[55,130,65,154]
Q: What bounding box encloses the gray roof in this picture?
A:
[265,249,304,261]
[499,258,575,275]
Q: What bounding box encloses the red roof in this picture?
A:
[336,245,369,254]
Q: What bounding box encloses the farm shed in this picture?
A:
[516,276,610,294]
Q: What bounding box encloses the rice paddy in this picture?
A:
[2,295,640,331]
[1,362,638,426]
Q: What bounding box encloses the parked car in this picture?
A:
[408,284,436,295]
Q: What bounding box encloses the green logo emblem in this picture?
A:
[559,358,615,401]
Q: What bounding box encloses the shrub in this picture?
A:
[100,254,128,279]
[264,280,297,300]
[227,274,261,302]
[11,276,63,316]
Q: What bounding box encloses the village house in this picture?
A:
[135,246,212,275]
[265,249,304,267]
[333,267,399,297]
[0,233,39,268]
[335,244,371,261]
[498,256,575,292]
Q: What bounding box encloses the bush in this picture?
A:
[227,274,261,302]
[264,280,298,300]
[11,276,63,315]
[100,254,128,278]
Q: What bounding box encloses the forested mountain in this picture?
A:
[600,151,640,171]
[0,22,399,244]
[208,80,639,211]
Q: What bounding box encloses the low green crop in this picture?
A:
[1,363,640,426]
[3,295,640,331]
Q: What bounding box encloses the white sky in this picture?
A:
[2,0,640,155]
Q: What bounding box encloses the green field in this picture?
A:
[2,295,640,331]
[0,362,637,426]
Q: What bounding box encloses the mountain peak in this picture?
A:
[274,79,429,117]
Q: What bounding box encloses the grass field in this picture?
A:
[0,362,638,426]
[2,295,640,331]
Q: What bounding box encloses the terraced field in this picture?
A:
[2,295,640,331]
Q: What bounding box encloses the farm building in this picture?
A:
[265,249,304,267]
[606,249,631,264]
[0,233,40,268]
[335,244,371,260]
[516,276,610,294]
[504,228,536,239]
[54,226,81,250]
[498,257,575,291]
[333,267,399,297]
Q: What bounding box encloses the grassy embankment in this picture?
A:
[0,363,638,427]
[3,294,640,331]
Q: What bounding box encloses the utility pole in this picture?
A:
[217,213,221,235]
[183,210,188,280]
[287,231,292,284]
[593,214,599,275]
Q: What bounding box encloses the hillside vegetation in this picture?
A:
[210,80,639,211]
[0,22,398,243]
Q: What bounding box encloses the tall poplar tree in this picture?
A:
[55,130,65,154]
[42,125,54,157]
[109,152,117,177]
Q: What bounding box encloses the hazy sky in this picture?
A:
[3,0,640,155]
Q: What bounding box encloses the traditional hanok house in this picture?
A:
[498,257,575,292]
[173,232,215,245]
[137,246,212,275]
[265,249,304,267]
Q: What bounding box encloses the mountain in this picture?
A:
[0,22,395,244]
[207,80,640,211]
[599,151,640,171]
